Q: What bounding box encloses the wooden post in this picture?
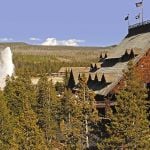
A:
[142,0,144,24]
[84,86,89,149]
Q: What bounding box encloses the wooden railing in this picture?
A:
[129,20,150,29]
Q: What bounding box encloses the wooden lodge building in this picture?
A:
[60,21,150,116]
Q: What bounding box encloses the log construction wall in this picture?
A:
[136,49,150,84]
[111,49,150,100]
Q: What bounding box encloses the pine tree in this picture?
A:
[4,76,24,116]
[60,89,73,122]
[64,69,69,87]
[0,91,18,149]
[4,76,48,150]
[35,75,61,149]
[17,103,48,150]
[55,82,64,95]
[60,89,83,149]
[60,75,99,149]
[98,62,150,149]
[77,74,99,149]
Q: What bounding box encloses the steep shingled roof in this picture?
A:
[62,33,150,96]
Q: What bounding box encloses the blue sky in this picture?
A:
[0,0,149,46]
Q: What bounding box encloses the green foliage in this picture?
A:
[13,54,92,76]
[35,75,61,149]
[60,89,84,149]
[55,82,64,94]
[4,76,36,116]
[98,62,150,149]
[0,91,17,149]
[1,60,149,149]
[4,76,48,149]
[16,104,48,150]
[60,75,99,149]
[1,73,99,149]
[64,69,70,87]
[4,77,25,116]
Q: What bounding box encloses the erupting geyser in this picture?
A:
[0,47,14,89]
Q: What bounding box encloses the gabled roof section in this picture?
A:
[59,67,90,74]
[66,33,150,96]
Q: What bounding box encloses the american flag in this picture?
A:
[136,1,143,7]
[125,15,129,21]
[135,14,140,19]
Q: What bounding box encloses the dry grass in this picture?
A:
[0,42,116,63]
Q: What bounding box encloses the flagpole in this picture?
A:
[142,0,144,24]
[139,14,141,24]
[128,14,130,27]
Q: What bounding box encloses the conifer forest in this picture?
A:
[0,58,150,149]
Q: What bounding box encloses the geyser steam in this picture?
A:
[0,47,14,89]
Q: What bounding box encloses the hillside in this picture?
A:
[0,42,116,54]
[1,32,150,76]
[0,32,149,57]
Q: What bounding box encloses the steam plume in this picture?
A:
[0,47,14,89]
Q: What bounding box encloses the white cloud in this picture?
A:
[0,38,13,42]
[41,38,84,46]
[29,37,40,41]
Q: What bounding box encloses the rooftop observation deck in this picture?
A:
[128,20,150,29]
[126,20,150,38]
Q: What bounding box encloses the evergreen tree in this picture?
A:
[17,101,48,150]
[60,75,99,149]
[64,69,69,87]
[4,76,48,150]
[60,89,73,122]
[35,75,61,149]
[55,82,64,95]
[0,91,18,149]
[60,89,81,149]
[78,73,81,80]
[4,76,24,116]
[76,74,99,149]
[98,62,150,149]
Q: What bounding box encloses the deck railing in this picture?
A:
[128,20,150,29]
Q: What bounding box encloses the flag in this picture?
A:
[135,13,140,19]
[136,1,143,7]
[125,15,129,21]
